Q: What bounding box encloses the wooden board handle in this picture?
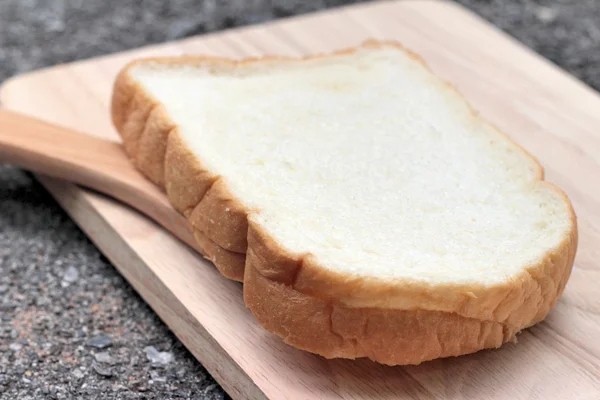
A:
[0,108,199,252]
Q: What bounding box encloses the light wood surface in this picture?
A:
[2,1,600,398]
[0,109,200,253]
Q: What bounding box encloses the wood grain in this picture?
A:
[2,1,599,398]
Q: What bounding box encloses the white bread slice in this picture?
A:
[110,41,577,365]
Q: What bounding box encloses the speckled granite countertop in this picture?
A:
[1,1,599,399]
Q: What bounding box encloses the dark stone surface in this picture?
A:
[0,1,598,399]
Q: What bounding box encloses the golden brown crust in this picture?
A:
[163,131,217,215]
[110,40,579,364]
[247,206,578,324]
[136,105,174,186]
[111,60,250,281]
[245,214,577,364]
[243,260,514,365]
[188,178,248,254]
[192,229,246,280]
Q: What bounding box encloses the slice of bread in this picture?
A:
[110,41,577,365]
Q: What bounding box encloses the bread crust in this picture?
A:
[244,259,514,365]
[245,216,577,364]
[112,62,249,280]
[110,40,578,364]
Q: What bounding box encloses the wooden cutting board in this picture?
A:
[2,1,600,398]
